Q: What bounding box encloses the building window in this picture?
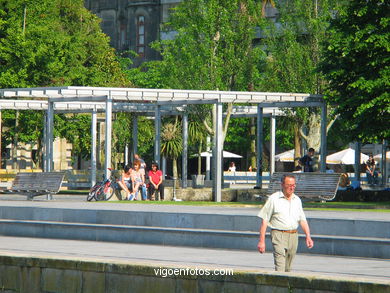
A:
[136,15,145,57]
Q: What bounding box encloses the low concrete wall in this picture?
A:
[0,255,388,293]
[110,188,237,202]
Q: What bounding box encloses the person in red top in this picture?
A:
[148,162,164,200]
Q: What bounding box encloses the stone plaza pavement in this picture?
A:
[0,194,389,285]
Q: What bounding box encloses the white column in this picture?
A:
[270,112,276,174]
[124,144,129,165]
[206,136,211,180]
[382,140,388,185]
[46,101,54,172]
[213,102,223,202]
[320,102,327,172]
[104,95,112,179]
[353,142,361,181]
[256,105,263,187]
[132,115,138,161]
[91,109,97,187]
[154,105,161,165]
[182,114,188,188]
[162,156,166,180]
[43,112,47,172]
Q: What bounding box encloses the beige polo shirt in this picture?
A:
[258,191,307,230]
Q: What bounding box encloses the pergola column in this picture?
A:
[104,95,112,179]
[43,112,47,172]
[162,156,166,180]
[182,114,188,188]
[256,105,263,187]
[353,141,361,181]
[270,112,276,174]
[90,109,97,187]
[213,102,223,202]
[154,105,161,165]
[382,140,388,186]
[320,102,327,172]
[206,136,211,180]
[132,115,138,161]
[45,101,54,172]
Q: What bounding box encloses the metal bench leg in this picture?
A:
[47,193,53,200]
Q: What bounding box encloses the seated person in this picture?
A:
[339,173,351,189]
[148,162,164,201]
[365,155,378,185]
[130,160,147,201]
[228,162,236,172]
[293,165,303,173]
[326,166,335,173]
[117,164,133,200]
[299,148,315,172]
[349,180,362,191]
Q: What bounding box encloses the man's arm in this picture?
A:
[300,220,314,249]
[257,219,268,253]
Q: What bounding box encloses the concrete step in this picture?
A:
[0,206,388,239]
[0,218,389,259]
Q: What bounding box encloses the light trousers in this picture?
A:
[271,229,299,272]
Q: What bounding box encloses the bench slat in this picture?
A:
[2,172,65,199]
[267,172,341,201]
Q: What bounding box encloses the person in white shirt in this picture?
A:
[257,174,314,272]
[228,161,236,172]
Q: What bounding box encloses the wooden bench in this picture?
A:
[267,172,341,201]
[224,171,271,184]
[0,172,65,200]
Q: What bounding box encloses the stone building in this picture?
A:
[84,0,182,66]
[84,0,278,66]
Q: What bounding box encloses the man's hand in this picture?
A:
[306,236,314,249]
[257,240,266,253]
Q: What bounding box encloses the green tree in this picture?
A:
[55,113,91,168]
[161,118,183,179]
[153,0,266,150]
[188,119,208,175]
[0,0,130,168]
[260,0,344,166]
[320,0,390,142]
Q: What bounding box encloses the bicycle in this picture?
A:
[87,168,117,201]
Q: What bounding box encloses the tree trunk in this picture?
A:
[249,117,257,169]
[293,123,301,167]
[299,112,323,171]
[172,157,178,179]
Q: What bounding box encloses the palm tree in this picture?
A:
[188,120,208,175]
[161,118,183,179]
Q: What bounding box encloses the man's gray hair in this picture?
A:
[281,174,296,184]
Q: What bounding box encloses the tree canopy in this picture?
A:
[0,0,128,87]
[258,0,347,166]
[320,0,390,142]
[0,0,131,168]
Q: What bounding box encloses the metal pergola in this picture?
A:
[0,86,327,201]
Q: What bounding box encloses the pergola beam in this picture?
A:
[0,86,327,201]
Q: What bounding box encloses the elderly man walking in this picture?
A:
[257,174,314,272]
